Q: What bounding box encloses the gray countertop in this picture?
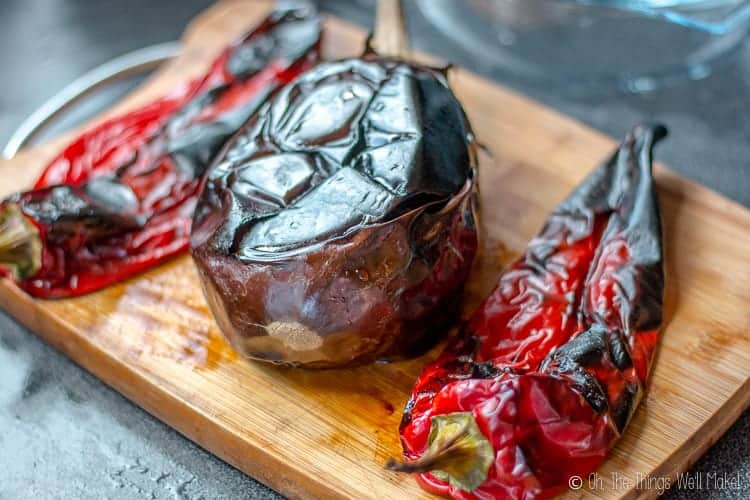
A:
[1,1,748,498]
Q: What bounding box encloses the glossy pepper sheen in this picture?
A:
[388,125,666,499]
[191,56,479,368]
[0,5,321,298]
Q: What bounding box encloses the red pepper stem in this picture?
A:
[0,202,42,281]
[385,420,472,475]
[385,412,494,492]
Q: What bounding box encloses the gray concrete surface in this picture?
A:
[0,0,748,498]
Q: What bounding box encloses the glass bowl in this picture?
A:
[415,0,750,93]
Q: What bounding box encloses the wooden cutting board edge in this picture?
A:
[642,377,750,499]
[0,279,352,499]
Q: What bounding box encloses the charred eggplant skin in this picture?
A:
[191,56,479,368]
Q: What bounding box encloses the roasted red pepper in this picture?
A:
[0,5,321,298]
[388,124,667,499]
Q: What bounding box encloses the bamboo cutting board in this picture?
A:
[2,2,750,498]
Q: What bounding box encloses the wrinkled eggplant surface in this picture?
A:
[191,56,478,368]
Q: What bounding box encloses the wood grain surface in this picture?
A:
[1,1,749,498]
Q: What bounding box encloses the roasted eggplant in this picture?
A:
[190,55,478,367]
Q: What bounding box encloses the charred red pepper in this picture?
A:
[387,124,667,499]
[0,5,321,298]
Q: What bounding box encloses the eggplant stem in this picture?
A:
[373,0,410,59]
